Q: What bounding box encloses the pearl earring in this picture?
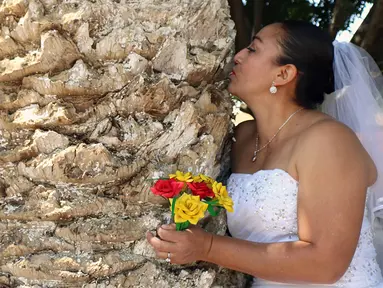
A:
[270,81,277,94]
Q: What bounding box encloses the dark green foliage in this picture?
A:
[244,0,373,32]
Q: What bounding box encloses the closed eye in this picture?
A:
[247,47,256,53]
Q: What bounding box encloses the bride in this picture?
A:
[147,21,383,287]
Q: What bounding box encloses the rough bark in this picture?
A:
[0,0,249,287]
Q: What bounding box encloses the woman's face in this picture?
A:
[228,24,284,102]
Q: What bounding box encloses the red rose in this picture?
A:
[151,179,184,198]
[187,182,214,199]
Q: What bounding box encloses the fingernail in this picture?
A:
[161,224,169,229]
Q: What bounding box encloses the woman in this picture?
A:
[147,21,383,287]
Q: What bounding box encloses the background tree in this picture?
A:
[352,0,383,68]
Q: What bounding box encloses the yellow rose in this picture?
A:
[171,193,208,225]
[169,171,193,182]
[212,182,234,212]
[193,174,215,188]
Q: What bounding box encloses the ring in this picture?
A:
[165,252,171,263]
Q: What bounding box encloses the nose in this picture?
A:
[233,48,247,65]
[233,53,241,65]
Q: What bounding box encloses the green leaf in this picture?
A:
[180,221,190,230]
[146,177,170,181]
[171,196,177,216]
[176,221,190,231]
[207,205,219,216]
[204,199,219,205]
[207,205,224,216]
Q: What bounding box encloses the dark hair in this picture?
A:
[277,20,334,109]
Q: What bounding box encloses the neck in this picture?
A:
[246,98,303,145]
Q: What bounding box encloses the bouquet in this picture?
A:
[150,171,234,231]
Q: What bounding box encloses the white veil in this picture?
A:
[321,41,383,270]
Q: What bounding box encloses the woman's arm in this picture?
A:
[148,120,375,284]
[206,121,374,283]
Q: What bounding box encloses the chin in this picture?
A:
[228,82,238,95]
[228,85,243,100]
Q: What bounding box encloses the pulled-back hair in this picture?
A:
[277,20,335,109]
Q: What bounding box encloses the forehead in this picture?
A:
[253,24,284,46]
[252,24,284,55]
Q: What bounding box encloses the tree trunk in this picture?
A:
[0,0,248,287]
[360,0,383,54]
[352,3,375,46]
[352,0,383,69]
[253,0,265,35]
[329,0,353,39]
[228,0,251,51]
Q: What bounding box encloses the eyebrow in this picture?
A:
[252,35,263,43]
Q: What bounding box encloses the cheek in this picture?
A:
[243,64,270,92]
[228,58,273,96]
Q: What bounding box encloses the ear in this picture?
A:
[273,64,298,87]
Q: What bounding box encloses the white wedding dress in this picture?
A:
[227,169,383,287]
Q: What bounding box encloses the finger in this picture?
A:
[156,251,179,264]
[186,224,202,234]
[146,231,155,244]
[161,223,176,230]
[185,224,197,232]
[157,226,182,242]
[147,232,177,252]
[147,231,160,247]
[156,251,172,260]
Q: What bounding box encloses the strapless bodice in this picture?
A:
[227,169,383,287]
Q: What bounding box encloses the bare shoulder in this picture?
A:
[297,118,377,185]
[299,118,364,151]
[301,118,358,143]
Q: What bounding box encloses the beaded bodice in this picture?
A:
[227,169,383,287]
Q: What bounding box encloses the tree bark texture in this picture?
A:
[0,0,249,287]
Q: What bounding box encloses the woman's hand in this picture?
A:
[146,224,213,265]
